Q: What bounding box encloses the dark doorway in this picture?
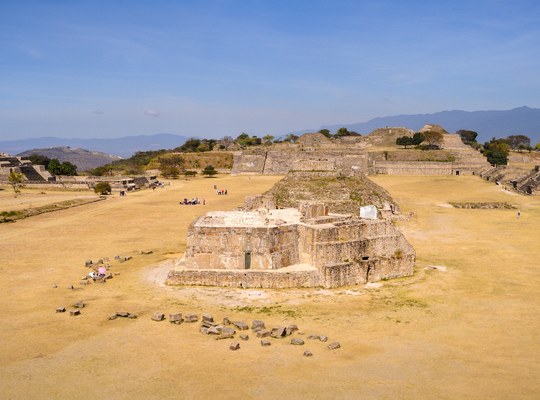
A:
[244,252,252,269]
[455,170,460,176]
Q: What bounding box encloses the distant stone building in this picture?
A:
[231,130,490,176]
[0,156,55,182]
[168,196,415,289]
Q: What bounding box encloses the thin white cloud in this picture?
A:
[144,109,160,117]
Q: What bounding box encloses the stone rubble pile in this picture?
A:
[147,311,341,356]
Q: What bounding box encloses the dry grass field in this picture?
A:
[0,174,538,399]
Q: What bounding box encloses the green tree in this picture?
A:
[535,143,540,151]
[422,131,444,149]
[262,135,275,145]
[506,135,531,150]
[284,134,299,143]
[412,132,425,145]
[46,158,77,176]
[8,171,23,194]
[457,130,478,144]
[318,129,331,138]
[26,154,51,169]
[483,138,510,165]
[396,136,414,148]
[202,165,218,177]
[94,182,112,195]
[335,127,350,137]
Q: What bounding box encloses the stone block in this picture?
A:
[240,334,249,341]
[230,342,240,351]
[74,301,85,308]
[256,329,271,338]
[286,324,299,336]
[319,335,328,342]
[222,317,231,325]
[328,342,341,350]
[232,321,249,330]
[169,313,183,324]
[202,313,214,323]
[56,307,66,313]
[251,320,265,331]
[270,326,286,338]
[184,314,198,323]
[291,338,304,345]
[70,309,80,316]
[151,312,165,321]
[260,339,271,347]
[303,350,313,357]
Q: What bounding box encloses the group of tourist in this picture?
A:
[180,198,205,205]
[88,265,108,280]
[213,184,228,195]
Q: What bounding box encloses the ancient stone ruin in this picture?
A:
[167,195,415,289]
[231,130,490,176]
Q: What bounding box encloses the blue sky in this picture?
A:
[1,0,539,140]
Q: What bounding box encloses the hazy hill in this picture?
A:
[18,147,122,171]
[298,107,540,144]
[0,133,189,158]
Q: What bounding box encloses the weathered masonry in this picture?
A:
[168,196,415,289]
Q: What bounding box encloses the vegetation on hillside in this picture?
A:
[26,154,78,175]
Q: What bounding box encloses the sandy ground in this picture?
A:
[0,174,538,399]
[0,186,97,211]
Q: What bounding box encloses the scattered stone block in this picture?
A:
[151,312,165,321]
[85,260,93,267]
[52,284,58,288]
[200,327,209,335]
[97,259,104,264]
[260,339,271,347]
[222,317,230,326]
[117,312,130,317]
[232,321,249,330]
[109,314,118,320]
[230,342,240,351]
[251,320,265,331]
[328,342,341,350]
[56,307,66,313]
[319,335,328,342]
[291,338,304,345]
[70,309,80,316]
[308,334,319,340]
[140,250,153,255]
[74,301,85,308]
[270,326,286,338]
[216,327,235,339]
[286,324,298,336]
[303,350,313,357]
[124,256,132,261]
[202,313,214,322]
[256,329,271,338]
[127,313,137,319]
[169,313,183,324]
[240,334,249,341]
[184,314,198,323]
[114,255,121,260]
[207,326,220,335]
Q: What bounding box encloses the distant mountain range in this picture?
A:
[296,106,540,144]
[0,133,189,158]
[17,147,122,171]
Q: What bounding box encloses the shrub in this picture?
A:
[94,182,112,195]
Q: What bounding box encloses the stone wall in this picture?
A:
[167,268,320,289]
[185,225,300,270]
[369,161,480,175]
[232,149,368,176]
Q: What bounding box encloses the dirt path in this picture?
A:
[0,175,538,399]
